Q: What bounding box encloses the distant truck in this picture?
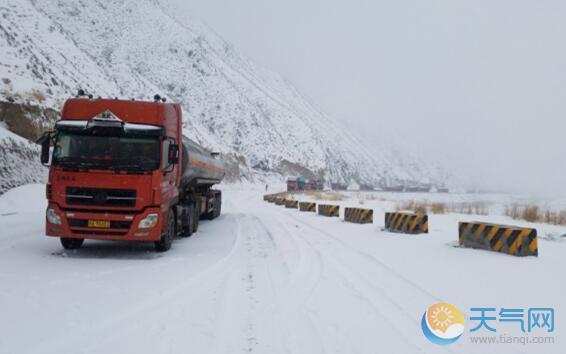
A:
[286,176,304,191]
[37,96,224,252]
[287,176,323,192]
[304,179,324,191]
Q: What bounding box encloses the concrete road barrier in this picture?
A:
[299,202,316,212]
[385,212,428,234]
[265,193,285,203]
[459,222,538,257]
[318,204,339,217]
[344,207,373,224]
[285,200,298,209]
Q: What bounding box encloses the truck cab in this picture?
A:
[38,97,223,252]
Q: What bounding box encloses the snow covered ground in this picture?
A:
[1,184,565,353]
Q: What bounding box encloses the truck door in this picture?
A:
[161,138,179,208]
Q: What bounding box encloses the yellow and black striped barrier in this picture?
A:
[385,212,428,234]
[299,202,316,212]
[318,204,339,217]
[264,194,276,202]
[274,197,285,206]
[459,222,538,257]
[285,200,298,209]
[344,207,373,224]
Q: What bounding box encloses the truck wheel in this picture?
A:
[155,211,175,252]
[60,238,84,250]
[180,205,193,238]
[193,204,199,232]
[207,192,222,219]
[215,193,222,218]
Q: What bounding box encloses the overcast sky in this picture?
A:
[168,0,566,198]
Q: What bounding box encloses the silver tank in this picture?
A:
[180,136,225,187]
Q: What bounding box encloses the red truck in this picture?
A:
[37,96,225,252]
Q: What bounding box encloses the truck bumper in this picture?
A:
[45,203,163,242]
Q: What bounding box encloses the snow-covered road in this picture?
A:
[0,185,564,354]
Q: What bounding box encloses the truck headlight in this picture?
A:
[138,213,158,229]
[46,208,62,225]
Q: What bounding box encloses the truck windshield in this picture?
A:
[52,132,160,171]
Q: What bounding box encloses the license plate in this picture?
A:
[88,219,111,228]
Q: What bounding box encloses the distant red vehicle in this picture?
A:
[287,178,299,191]
[38,96,224,252]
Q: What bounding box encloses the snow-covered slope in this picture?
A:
[0,0,444,187]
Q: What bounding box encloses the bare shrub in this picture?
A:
[449,202,489,215]
[504,204,566,225]
[396,200,489,215]
[431,203,446,214]
[505,204,521,220]
[304,191,346,201]
[521,206,541,223]
[395,201,428,214]
[325,192,347,201]
[30,90,46,103]
[544,210,566,225]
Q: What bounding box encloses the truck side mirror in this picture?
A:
[168,144,179,165]
[36,132,52,165]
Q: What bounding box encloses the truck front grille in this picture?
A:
[65,187,137,207]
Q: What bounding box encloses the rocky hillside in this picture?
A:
[0,124,45,193]
[0,0,444,194]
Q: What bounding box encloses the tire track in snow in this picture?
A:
[253,216,326,354]
[27,213,245,354]
[255,211,415,353]
[276,209,456,354]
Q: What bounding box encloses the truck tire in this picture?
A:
[206,192,222,220]
[60,237,84,250]
[180,204,193,238]
[214,193,222,218]
[155,211,175,252]
[193,204,199,232]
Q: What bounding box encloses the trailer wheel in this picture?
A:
[180,205,193,238]
[155,210,174,252]
[214,192,222,218]
[206,191,222,220]
[193,204,199,232]
[60,237,84,250]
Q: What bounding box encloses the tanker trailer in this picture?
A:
[175,136,225,238]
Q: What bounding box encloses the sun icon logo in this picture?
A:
[421,303,465,345]
[431,305,456,329]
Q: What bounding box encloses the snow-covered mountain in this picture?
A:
[0,0,444,193]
